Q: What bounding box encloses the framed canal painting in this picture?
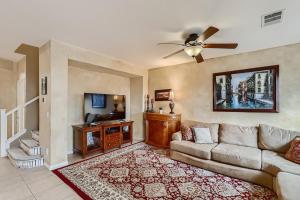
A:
[213,65,279,113]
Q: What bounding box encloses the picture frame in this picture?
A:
[41,76,47,95]
[155,89,172,101]
[91,94,106,108]
[213,65,279,113]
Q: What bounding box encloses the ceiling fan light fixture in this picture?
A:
[184,46,202,57]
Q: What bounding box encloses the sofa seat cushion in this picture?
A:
[212,143,262,170]
[262,150,300,176]
[170,141,217,160]
[275,172,300,200]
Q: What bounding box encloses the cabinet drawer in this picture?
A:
[105,133,121,150]
[105,140,120,149]
[107,133,121,141]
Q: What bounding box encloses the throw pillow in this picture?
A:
[192,127,213,144]
[285,137,300,164]
[181,125,193,141]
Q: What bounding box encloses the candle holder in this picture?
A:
[150,98,155,112]
[146,94,150,112]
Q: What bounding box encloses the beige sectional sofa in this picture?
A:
[170,120,300,200]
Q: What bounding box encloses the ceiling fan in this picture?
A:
[158,26,238,63]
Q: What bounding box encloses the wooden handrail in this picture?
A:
[24,96,39,107]
[6,96,39,116]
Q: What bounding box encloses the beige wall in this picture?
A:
[68,66,131,152]
[15,44,39,131]
[0,57,28,137]
[39,42,52,165]
[149,43,300,131]
[0,64,17,110]
[39,40,148,168]
[130,77,144,141]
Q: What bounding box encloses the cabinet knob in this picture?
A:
[163,122,168,128]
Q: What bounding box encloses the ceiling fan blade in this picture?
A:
[163,49,185,59]
[202,43,238,49]
[197,26,219,42]
[195,53,204,63]
[158,42,185,46]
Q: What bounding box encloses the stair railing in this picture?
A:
[0,96,39,157]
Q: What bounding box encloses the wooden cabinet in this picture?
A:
[103,124,122,152]
[73,120,133,157]
[145,113,181,148]
[73,125,103,158]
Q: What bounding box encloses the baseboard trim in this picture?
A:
[67,150,74,155]
[45,161,68,170]
[133,137,145,143]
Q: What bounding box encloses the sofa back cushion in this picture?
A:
[181,120,219,143]
[220,123,258,148]
[259,124,300,153]
[285,137,300,164]
[180,124,193,141]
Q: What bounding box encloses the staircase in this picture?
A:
[7,130,44,168]
[0,96,44,168]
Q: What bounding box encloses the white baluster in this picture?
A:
[12,112,15,137]
[0,109,7,157]
[18,107,21,133]
[23,107,25,133]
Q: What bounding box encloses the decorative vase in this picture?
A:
[159,108,163,114]
[169,100,175,114]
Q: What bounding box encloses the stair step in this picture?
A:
[20,139,41,156]
[31,130,39,142]
[8,148,41,160]
[7,148,44,168]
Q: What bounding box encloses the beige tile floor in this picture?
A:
[0,157,82,200]
[0,139,143,200]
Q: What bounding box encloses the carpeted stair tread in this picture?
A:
[31,130,39,135]
[8,148,42,161]
[20,139,39,148]
[31,130,39,142]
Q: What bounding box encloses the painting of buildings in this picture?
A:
[213,66,278,112]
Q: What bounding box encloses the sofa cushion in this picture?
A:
[172,131,182,141]
[285,137,300,164]
[192,127,213,144]
[181,124,193,141]
[211,143,261,170]
[219,123,258,148]
[182,120,219,143]
[259,124,300,153]
[170,140,217,160]
[275,172,300,200]
[262,150,300,176]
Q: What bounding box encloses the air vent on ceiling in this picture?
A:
[261,10,284,27]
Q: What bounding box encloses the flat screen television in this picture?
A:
[84,93,126,123]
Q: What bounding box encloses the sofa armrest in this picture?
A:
[172,131,182,141]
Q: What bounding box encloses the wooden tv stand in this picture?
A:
[72,120,133,158]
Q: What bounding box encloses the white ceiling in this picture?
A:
[0,0,299,69]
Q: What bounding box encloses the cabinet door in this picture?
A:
[167,120,180,145]
[148,120,168,147]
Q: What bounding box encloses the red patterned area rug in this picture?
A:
[53,142,277,200]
